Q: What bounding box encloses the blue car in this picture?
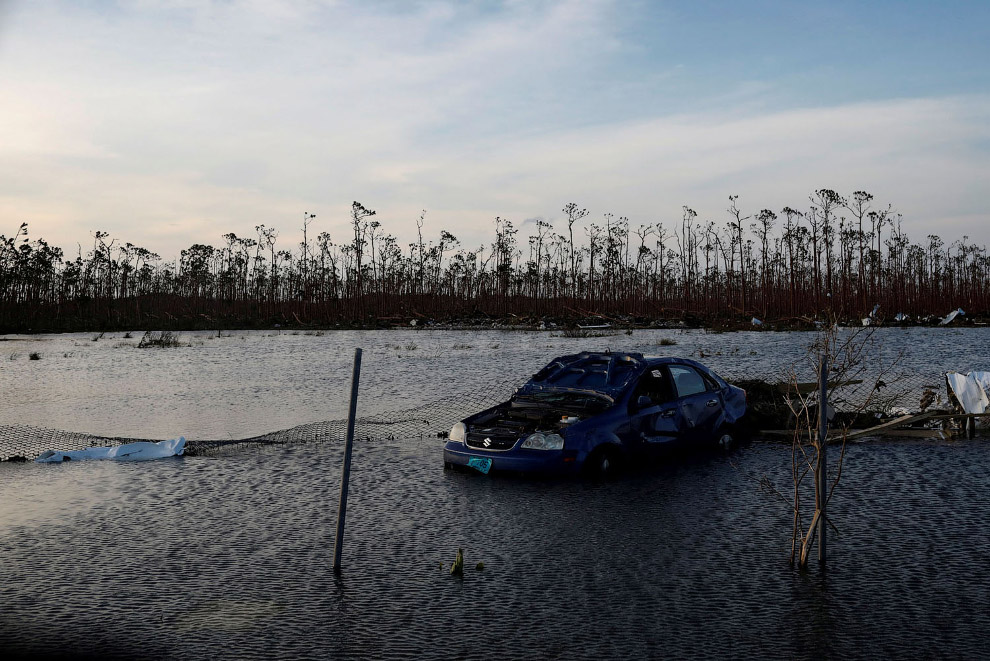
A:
[443,352,747,477]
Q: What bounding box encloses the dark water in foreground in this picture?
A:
[2,437,989,659]
[2,328,990,659]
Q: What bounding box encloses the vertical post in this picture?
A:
[817,354,828,564]
[333,347,362,574]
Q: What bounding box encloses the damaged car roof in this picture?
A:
[516,352,643,401]
[516,351,725,402]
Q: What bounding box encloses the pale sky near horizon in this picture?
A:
[1,0,988,261]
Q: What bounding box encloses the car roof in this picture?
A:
[517,352,714,400]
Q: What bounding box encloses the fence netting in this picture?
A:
[0,376,522,462]
[0,365,973,462]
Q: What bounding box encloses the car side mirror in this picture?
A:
[636,395,653,409]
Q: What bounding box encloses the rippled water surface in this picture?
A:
[1,326,987,439]
[2,328,989,659]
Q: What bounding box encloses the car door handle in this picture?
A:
[706,399,719,407]
[660,409,676,418]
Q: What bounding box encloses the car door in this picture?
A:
[669,364,724,444]
[623,367,682,455]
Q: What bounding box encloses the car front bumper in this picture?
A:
[443,441,581,475]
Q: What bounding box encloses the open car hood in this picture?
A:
[515,352,645,403]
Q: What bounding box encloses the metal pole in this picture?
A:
[333,347,362,574]
[817,354,828,565]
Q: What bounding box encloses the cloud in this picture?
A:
[0,0,987,258]
[376,94,990,246]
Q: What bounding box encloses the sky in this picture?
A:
[1,0,989,260]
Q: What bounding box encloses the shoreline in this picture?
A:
[2,311,987,336]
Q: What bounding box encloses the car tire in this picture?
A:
[716,425,735,449]
[583,445,622,479]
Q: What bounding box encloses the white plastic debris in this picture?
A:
[894,312,909,322]
[939,308,965,326]
[945,374,988,415]
[751,317,763,326]
[862,303,881,326]
[969,371,990,395]
[35,437,186,463]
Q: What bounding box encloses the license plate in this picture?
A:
[467,457,493,474]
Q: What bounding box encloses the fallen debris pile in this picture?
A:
[738,369,990,441]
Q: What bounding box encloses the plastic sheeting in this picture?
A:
[945,374,989,415]
[970,372,990,399]
[939,308,965,326]
[35,437,186,463]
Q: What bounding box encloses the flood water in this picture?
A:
[1,327,989,659]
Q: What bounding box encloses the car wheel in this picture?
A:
[583,446,622,479]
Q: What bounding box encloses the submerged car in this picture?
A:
[443,352,747,477]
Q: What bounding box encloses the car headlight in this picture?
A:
[521,433,564,450]
[449,422,466,443]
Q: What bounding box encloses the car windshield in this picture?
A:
[513,390,611,413]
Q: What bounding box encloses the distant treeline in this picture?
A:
[2,190,988,332]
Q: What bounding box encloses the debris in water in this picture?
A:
[946,372,989,414]
[862,303,881,326]
[35,437,186,463]
[939,308,965,326]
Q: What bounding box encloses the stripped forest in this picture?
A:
[2,190,988,332]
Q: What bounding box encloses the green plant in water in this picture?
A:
[556,329,618,338]
[450,548,464,576]
[138,330,181,348]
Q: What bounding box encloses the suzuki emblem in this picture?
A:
[483,438,492,447]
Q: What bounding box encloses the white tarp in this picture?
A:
[969,371,990,395]
[939,308,965,325]
[35,437,186,463]
[945,373,989,415]
[862,303,881,325]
